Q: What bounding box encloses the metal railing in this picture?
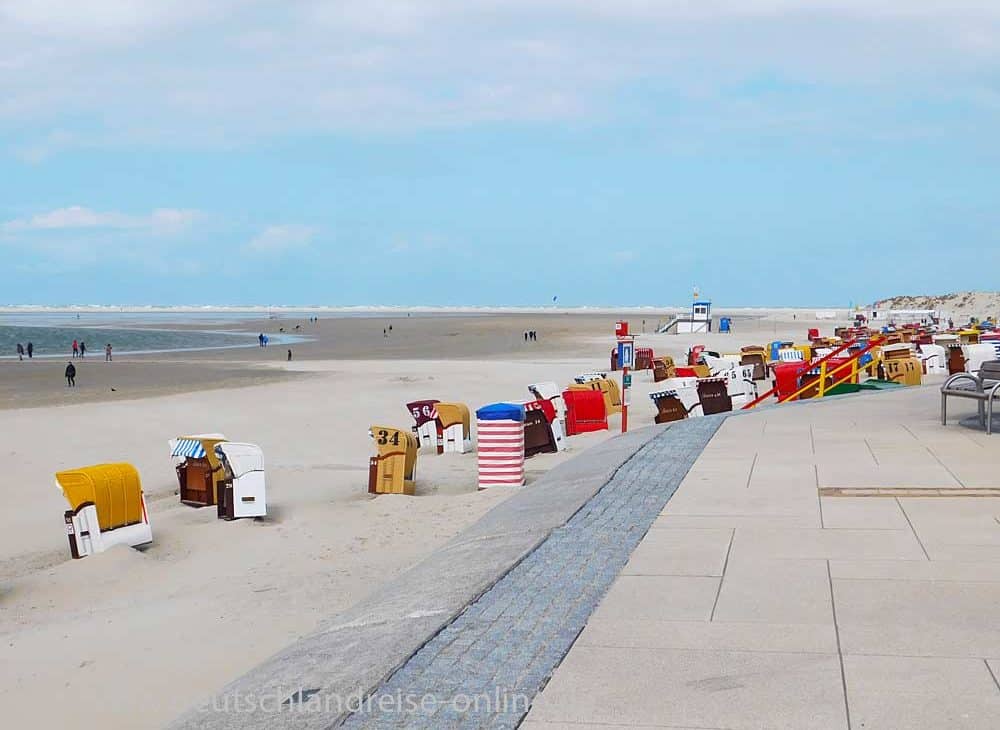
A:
[741,337,886,410]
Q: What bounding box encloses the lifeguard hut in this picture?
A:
[676,300,713,334]
[658,288,714,334]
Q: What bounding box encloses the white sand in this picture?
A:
[0,313,845,728]
[0,357,626,727]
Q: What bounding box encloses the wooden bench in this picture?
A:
[941,361,1000,434]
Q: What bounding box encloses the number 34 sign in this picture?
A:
[376,429,402,446]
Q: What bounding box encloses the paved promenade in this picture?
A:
[341,416,723,729]
[172,418,720,730]
[524,385,1000,729]
[175,384,1000,730]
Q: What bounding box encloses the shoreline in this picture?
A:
[0,326,308,361]
[0,304,851,315]
[0,311,852,411]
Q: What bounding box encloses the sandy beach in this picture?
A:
[0,309,847,728]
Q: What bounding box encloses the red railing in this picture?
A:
[741,337,885,410]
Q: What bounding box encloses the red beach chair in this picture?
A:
[562,389,608,436]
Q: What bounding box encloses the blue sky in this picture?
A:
[2,1,999,306]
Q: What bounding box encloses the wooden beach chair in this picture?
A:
[56,463,153,559]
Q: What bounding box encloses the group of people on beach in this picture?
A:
[62,341,113,387]
[258,333,270,347]
[68,339,112,361]
[15,342,33,360]
[14,339,113,365]
[523,330,539,342]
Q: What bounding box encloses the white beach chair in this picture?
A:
[526,384,568,451]
[962,344,996,375]
[406,401,441,451]
[214,442,267,519]
[528,381,567,420]
[56,464,153,559]
[701,353,741,376]
[518,399,567,452]
[658,377,702,417]
[918,344,948,375]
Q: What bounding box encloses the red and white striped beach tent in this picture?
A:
[475,402,525,488]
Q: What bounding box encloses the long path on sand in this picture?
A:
[177,384,1000,729]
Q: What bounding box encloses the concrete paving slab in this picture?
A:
[589,575,720,622]
[526,646,848,730]
[621,527,732,577]
[655,513,822,529]
[844,655,1000,730]
[817,463,962,489]
[814,442,876,465]
[746,461,819,484]
[713,558,833,624]
[899,497,1000,546]
[753,447,818,465]
[921,542,1000,562]
[830,558,1000,582]
[820,496,911,529]
[733,526,927,561]
[521,724,720,730]
[835,578,1000,657]
[664,487,821,519]
[576,617,838,654]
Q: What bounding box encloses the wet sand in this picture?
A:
[0,310,811,409]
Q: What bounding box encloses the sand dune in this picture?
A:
[873,290,1000,319]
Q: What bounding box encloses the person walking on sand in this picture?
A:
[65,361,76,387]
[79,341,86,358]
[287,349,292,361]
[258,333,264,347]
[105,343,112,362]
[16,343,24,361]
[72,339,79,358]
[27,342,33,359]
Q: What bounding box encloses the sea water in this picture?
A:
[0,312,294,359]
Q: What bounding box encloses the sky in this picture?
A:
[2,1,1000,307]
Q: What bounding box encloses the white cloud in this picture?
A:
[1,1,1000,145]
[1,206,200,234]
[10,129,77,163]
[245,224,316,255]
[0,1,231,38]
